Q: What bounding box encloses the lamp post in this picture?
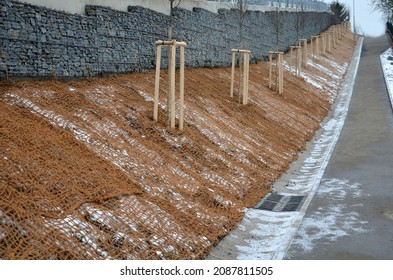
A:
[353,0,356,36]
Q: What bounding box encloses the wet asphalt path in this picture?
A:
[286,36,393,259]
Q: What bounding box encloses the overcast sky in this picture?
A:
[323,0,386,37]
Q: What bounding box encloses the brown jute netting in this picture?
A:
[0,33,357,259]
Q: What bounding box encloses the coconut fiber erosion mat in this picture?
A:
[0,34,356,259]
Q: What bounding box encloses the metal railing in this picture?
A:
[208,0,330,12]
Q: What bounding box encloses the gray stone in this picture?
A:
[2,0,331,77]
[8,29,19,38]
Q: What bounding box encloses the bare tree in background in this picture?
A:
[293,2,306,41]
[168,0,183,40]
[372,0,393,19]
[231,0,250,49]
[268,7,285,51]
[372,0,393,42]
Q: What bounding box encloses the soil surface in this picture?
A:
[0,32,356,259]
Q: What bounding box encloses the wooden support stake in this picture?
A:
[311,36,318,60]
[276,56,279,92]
[290,46,295,75]
[299,39,308,68]
[310,37,314,59]
[327,32,332,53]
[296,46,302,76]
[279,52,283,94]
[230,52,235,98]
[322,35,326,56]
[238,56,242,103]
[179,45,185,131]
[246,53,250,102]
[290,46,301,76]
[331,31,335,49]
[269,52,273,90]
[170,43,176,128]
[242,52,250,105]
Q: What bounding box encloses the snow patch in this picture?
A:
[235,209,299,260]
[288,178,369,253]
[380,48,393,109]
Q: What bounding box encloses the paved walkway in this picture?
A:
[286,36,393,259]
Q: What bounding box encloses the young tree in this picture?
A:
[293,2,306,41]
[231,0,250,49]
[267,7,285,93]
[230,0,250,102]
[164,1,183,127]
[268,7,285,51]
[168,0,183,40]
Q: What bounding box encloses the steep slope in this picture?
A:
[0,33,356,260]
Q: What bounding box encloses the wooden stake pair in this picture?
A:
[154,40,187,130]
[230,49,250,105]
[290,46,302,77]
[326,32,332,53]
[345,21,351,32]
[327,25,341,49]
[299,39,308,68]
[269,51,283,94]
[321,34,327,57]
[337,23,346,39]
[311,36,320,61]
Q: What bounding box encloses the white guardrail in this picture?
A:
[208,0,329,12]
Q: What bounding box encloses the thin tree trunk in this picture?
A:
[167,2,173,127]
[238,24,243,103]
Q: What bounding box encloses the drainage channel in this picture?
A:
[255,193,306,212]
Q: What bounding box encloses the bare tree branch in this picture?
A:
[293,3,306,40]
[372,0,393,20]
[168,0,183,39]
[230,0,250,49]
[268,7,285,51]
